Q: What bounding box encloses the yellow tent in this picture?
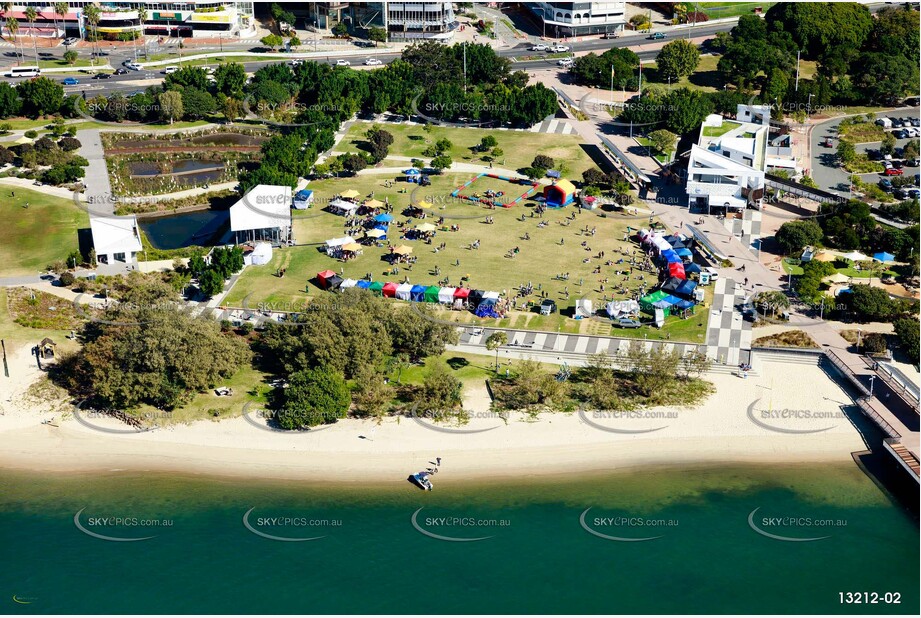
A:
[340,189,360,200]
[366,228,386,238]
[364,199,384,209]
[416,222,437,233]
[341,242,362,252]
[392,245,413,255]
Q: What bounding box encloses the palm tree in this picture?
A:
[83,2,100,64]
[25,6,39,67]
[5,16,19,60]
[54,2,69,40]
[137,5,147,59]
[485,332,508,373]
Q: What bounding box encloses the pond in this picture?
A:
[139,208,232,250]
[110,133,268,150]
[129,159,227,186]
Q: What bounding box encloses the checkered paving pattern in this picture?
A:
[705,277,753,366]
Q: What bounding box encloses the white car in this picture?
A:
[287,59,303,67]
[364,58,383,66]
[549,44,570,52]
[163,66,179,74]
[62,37,79,46]
[335,59,351,66]
[530,43,548,52]
[204,66,216,74]
[557,57,574,67]
[123,60,141,70]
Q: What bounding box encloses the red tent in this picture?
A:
[453,288,470,300]
[317,270,336,289]
[668,262,686,279]
[382,282,399,298]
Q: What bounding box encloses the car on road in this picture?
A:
[883,167,904,176]
[821,138,833,147]
[123,61,141,70]
[907,158,920,167]
[287,59,303,67]
[364,58,382,66]
[557,57,574,68]
[602,31,619,39]
[353,40,374,48]
[113,67,129,75]
[62,37,79,46]
[549,44,570,52]
[335,59,351,66]
[647,32,666,40]
[163,66,179,74]
[530,43,548,52]
[878,178,893,191]
[62,77,79,85]
[92,72,111,79]
[614,317,642,328]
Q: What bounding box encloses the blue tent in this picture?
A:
[374,213,394,223]
[355,280,372,289]
[404,169,420,175]
[662,294,682,305]
[676,247,693,257]
[410,284,427,302]
[546,169,561,179]
[684,263,702,274]
[873,251,895,262]
[675,299,695,310]
[675,279,698,298]
[661,250,681,264]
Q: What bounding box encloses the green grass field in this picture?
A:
[641,54,722,93]
[0,187,88,277]
[694,2,777,19]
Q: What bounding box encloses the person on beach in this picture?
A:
[436,457,442,466]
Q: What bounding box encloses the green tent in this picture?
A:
[424,285,441,303]
[368,281,385,295]
[639,290,667,313]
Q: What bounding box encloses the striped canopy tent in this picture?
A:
[368,281,385,295]
[382,282,399,298]
[396,283,414,300]
[424,285,441,303]
[410,284,427,301]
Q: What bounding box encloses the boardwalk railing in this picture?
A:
[824,350,872,397]
[854,398,900,439]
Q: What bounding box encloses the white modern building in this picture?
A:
[0,2,254,40]
[229,185,293,245]
[527,2,627,37]
[89,215,143,265]
[301,2,457,40]
[686,104,798,213]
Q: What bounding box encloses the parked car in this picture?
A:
[557,57,574,67]
[741,304,758,322]
[648,32,666,40]
[539,299,557,315]
[364,58,382,66]
[875,117,893,128]
[62,77,79,85]
[906,158,920,167]
[113,67,128,75]
[879,178,893,191]
[884,167,904,176]
[614,317,642,328]
[163,66,179,74]
[602,31,619,39]
[530,43,548,51]
[893,188,908,199]
[908,188,921,199]
[62,37,79,46]
[867,149,883,161]
[549,44,570,52]
[335,59,351,66]
[910,117,920,127]
[124,61,141,70]
[893,129,907,139]
[287,59,303,67]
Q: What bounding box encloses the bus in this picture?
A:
[5,66,41,78]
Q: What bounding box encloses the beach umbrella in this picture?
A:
[339,189,360,200]
[366,228,386,238]
[873,252,895,263]
[374,213,394,223]
[416,222,437,233]
[392,245,413,255]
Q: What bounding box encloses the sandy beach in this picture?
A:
[0,341,869,483]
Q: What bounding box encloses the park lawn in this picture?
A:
[338,122,598,178]
[0,288,84,350]
[781,258,804,275]
[635,136,673,164]
[397,351,504,386]
[696,2,777,18]
[641,54,722,93]
[37,57,97,68]
[0,187,88,277]
[836,265,899,279]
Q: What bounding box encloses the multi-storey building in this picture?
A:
[1,2,254,39]
[300,2,456,40]
[526,2,627,37]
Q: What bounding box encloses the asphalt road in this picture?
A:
[810,110,921,197]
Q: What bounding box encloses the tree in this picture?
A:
[331,22,348,37]
[54,2,69,44]
[214,62,247,98]
[847,284,897,322]
[0,82,21,118]
[16,77,64,117]
[368,26,387,46]
[180,87,215,120]
[5,17,20,62]
[862,333,887,355]
[532,154,555,170]
[24,5,38,66]
[625,342,681,397]
[679,349,711,379]
[656,39,700,81]
[198,268,224,297]
[775,220,824,254]
[582,168,608,188]
[416,364,462,417]
[434,137,453,154]
[880,131,896,156]
[388,353,411,384]
[479,135,498,151]
[836,140,856,165]
[281,367,351,429]
[157,90,184,124]
[430,154,452,173]
[63,50,78,65]
[164,66,209,91]
[485,331,508,371]
[260,34,284,51]
[893,317,920,364]
[753,290,791,318]
[352,366,392,420]
[647,129,677,155]
[339,152,368,174]
[662,88,713,135]
[83,3,100,61]
[220,97,243,123]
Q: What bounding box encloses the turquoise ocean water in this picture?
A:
[1,463,917,615]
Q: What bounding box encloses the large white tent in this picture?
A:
[229,184,292,244]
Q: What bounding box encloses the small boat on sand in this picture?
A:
[410,471,433,491]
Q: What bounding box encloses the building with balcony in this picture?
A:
[685,104,798,213]
[299,2,455,40]
[2,2,254,39]
[526,2,626,37]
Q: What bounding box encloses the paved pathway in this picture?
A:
[75,129,114,215]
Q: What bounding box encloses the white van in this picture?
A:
[875,117,893,128]
[703,267,720,282]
